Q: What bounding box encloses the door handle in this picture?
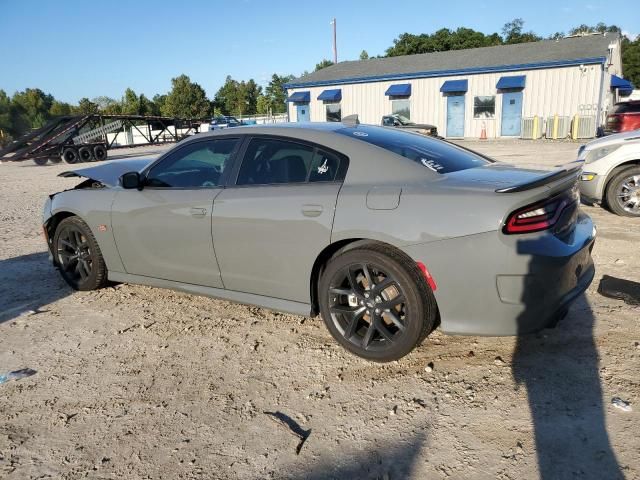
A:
[302,204,323,217]
[190,207,207,217]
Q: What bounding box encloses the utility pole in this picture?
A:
[331,18,337,64]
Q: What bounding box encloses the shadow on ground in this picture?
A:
[0,252,71,324]
[282,432,426,480]
[512,236,622,479]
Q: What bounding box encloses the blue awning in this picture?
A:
[286,91,310,103]
[317,89,342,101]
[611,75,633,95]
[440,79,468,93]
[385,83,412,96]
[496,75,526,89]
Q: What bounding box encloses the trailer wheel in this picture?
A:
[93,145,107,161]
[62,148,79,164]
[33,157,49,166]
[78,146,94,162]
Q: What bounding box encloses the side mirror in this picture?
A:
[120,171,142,190]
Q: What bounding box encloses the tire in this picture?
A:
[605,165,640,217]
[93,144,107,161]
[33,157,48,166]
[53,216,108,291]
[78,146,94,162]
[318,245,437,362]
[49,156,62,164]
[62,148,79,164]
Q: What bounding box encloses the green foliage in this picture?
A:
[359,50,369,60]
[263,73,294,114]
[49,100,73,116]
[386,27,503,56]
[315,59,334,71]
[213,76,263,116]
[621,36,640,88]
[161,75,210,118]
[76,98,99,114]
[11,88,54,129]
[569,23,621,36]
[501,18,541,44]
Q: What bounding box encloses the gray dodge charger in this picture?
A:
[43,121,596,361]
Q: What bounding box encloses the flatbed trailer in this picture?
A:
[0,114,204,165]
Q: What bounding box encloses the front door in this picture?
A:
[501,91,523,136]
[111,137,240,287]
[296,103,310,122]
[446,95,465,137]
[212,137,344,303]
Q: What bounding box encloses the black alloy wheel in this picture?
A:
[319,246,436,362]
[53,217,107,290]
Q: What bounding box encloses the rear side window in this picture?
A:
[236,138,346,185]
[611,103,640,114]
[336,126,490,174]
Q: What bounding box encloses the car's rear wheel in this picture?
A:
[318,245,437,362]
[53,216,108,291]
[605,166,640,217]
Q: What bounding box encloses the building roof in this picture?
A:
[287,34,616,88]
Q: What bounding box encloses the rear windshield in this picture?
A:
[611,103,640,114]
[336,126,490,173]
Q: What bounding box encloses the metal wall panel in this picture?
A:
[287,63,610,138]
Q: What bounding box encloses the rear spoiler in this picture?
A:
[495,165,581,193]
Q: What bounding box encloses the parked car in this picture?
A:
[575,129,640,216]
[604,101,640,135]
[210,115,244,130]
[381,114,440,137]
[44,122,595,362]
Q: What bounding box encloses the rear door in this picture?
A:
[111,137,240,287]
[212,136,347,302]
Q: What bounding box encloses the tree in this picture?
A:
[622,35,640,88]
[0,90,13,145]
[161,74,210,118]
[548,32,565,40]
[569,23,621,36]
[76,97,99,114]
[49,100,73,116]
[502,18,541,44]
[11,88,54,129]
[256,94,270,115]
[385,27,502,57]
[264,73,294,114]
[315,59,334,71]
[359,50,369,60]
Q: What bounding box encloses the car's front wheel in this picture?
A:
[605,165,640,217]
[53,216,108,291]
[319,245,437,362]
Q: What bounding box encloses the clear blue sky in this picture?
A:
[0,0,637,104]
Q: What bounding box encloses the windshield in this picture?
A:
[394,114,413,125]
[336,125,491,174]
[611,103,640,114]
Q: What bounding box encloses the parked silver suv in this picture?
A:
[577,130,640,216]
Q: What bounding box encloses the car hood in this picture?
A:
[58,158,154,187]
[583,129,640,150]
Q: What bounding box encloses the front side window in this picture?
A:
[146,138,238,188]
[474,96,495,118]
[325,102,341,122]
[391,99,411,119]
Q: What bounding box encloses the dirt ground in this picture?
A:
[1,140,638,480]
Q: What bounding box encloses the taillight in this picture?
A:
[503,192,576,234]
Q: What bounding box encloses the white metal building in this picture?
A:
[285,34,633,138]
